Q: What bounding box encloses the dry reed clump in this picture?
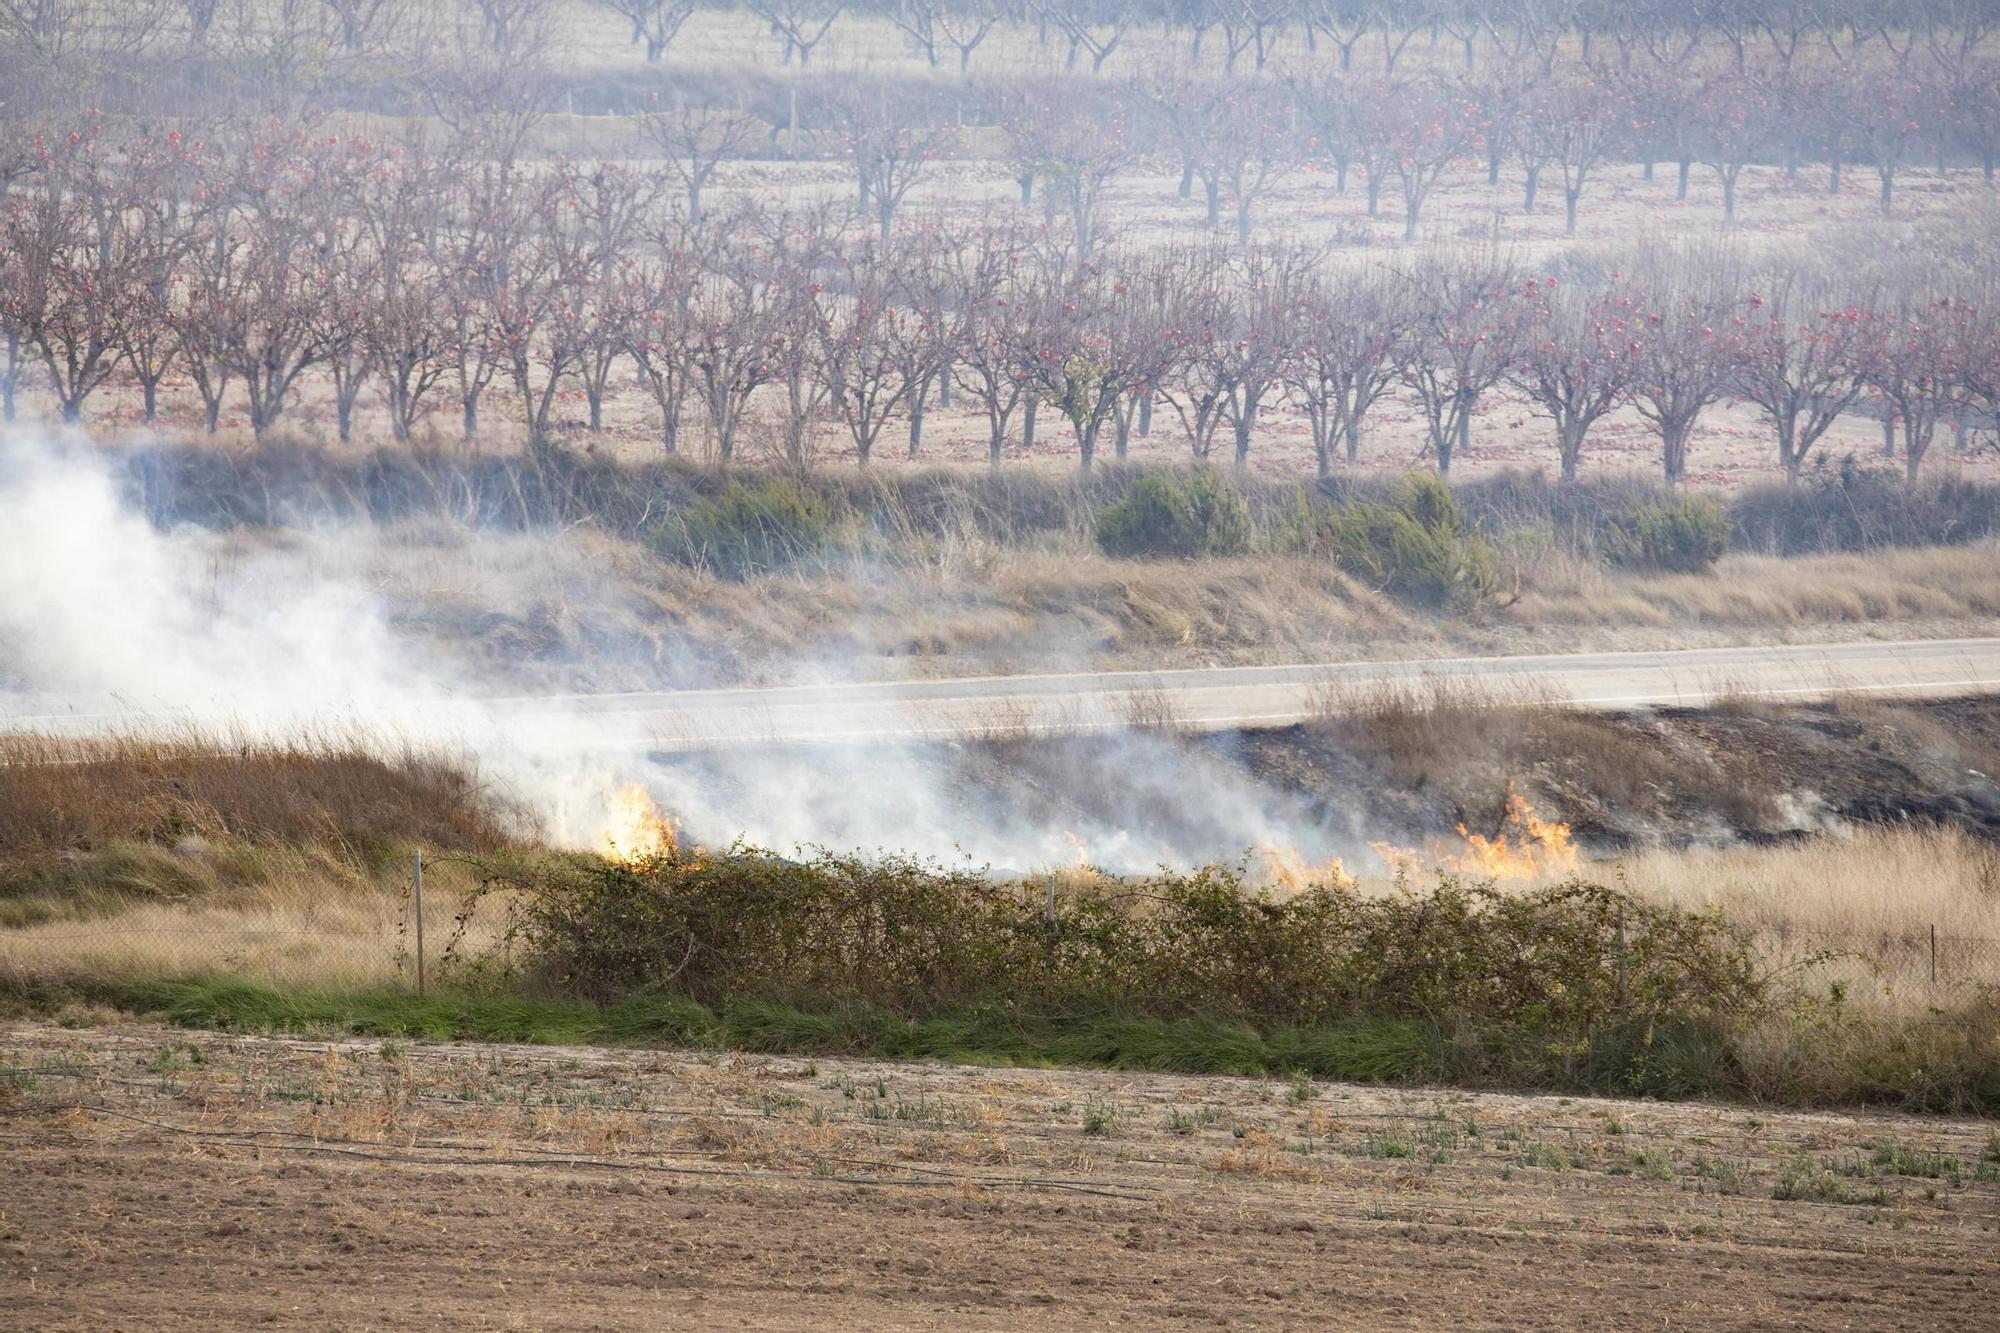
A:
[0,729,524,862]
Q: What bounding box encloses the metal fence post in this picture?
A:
[1929,923,1937,988]
[414,849,426,996]
[1615,908,1628,1011]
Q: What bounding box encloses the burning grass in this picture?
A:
[2,719,1998,1112]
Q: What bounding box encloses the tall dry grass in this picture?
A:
[0,731,526,991]
[0,729,527,861]
[0,858,505,992]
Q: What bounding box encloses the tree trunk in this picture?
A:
[1564,189,1580,234]
[1179,163,1194,198]
[908,375,927,456]
[1523,165,1539,211]
[1204,178,1220,228]
[1676,157,1691,200]
[1662,419,1692,482]
[1557,417,1587,481]
[1022,397,1037,450]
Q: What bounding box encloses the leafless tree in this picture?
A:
[1625,242,1744,484]
[749,0,841,66]
[1396,240,1519,475]
[1278,261,1410,474]
[1501,274,1642,482]
[835,86,963,244]
[640,81,766,229]
[597,0,695,62]
[1725,263,1873,480]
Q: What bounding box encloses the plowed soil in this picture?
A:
[2,1022,1996,1329]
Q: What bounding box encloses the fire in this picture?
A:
[1254,843,1354,894]
[599,782,680,863]
[1061,829,1090,866]
[1369,785,1578,882]
[1451,785,1578,880]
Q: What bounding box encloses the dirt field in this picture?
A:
[2,1021,1994,1329]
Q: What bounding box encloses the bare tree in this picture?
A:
[640,82,766,229]
[1052,0,1133,74]
[1396,240,1519,475]
[1003,80,1134,260]
[936,0,998,73]
[1725,265,1873,480]
[1626,243,1743,484]
[1692,64,1777,222]
[685,214,788,464]
[597,0,695,61]
[1501,274,1642,481]
[836,86,963,244]
[749,0,841,66]
[1861,292,1970,482]
[625,247,699,454]
[947,224,1043,465]
[1278,261,1410,474]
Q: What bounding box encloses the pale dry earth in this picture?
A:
[1,1021,1995,1330]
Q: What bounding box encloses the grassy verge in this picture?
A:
[57,976,1450,1084]
[11,972,1995,1114]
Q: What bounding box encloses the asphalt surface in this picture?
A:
[9,638,1999,751]
[486,636,2000,749]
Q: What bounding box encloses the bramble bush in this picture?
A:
[472,844,1763,1060]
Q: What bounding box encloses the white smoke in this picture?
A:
[0,435,1367,870]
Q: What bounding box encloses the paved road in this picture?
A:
[9,638,1998,751]
[484,636,2000,749]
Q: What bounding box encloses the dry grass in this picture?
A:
[0,730,526,989]
[1510,544,2000,631]
[0,862,505,992]
[348,520,2000,693]
[0,729,526,862]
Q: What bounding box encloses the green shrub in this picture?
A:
[1281,474,1502,609]
[1095,468,1252,559]
[653,477,850,579]
[1603,495,1729,573]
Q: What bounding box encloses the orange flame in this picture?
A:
[1450,785,1577,880]
[1254,843,1354,894]
[1369,785,1577,881]
[600,782,680,864]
